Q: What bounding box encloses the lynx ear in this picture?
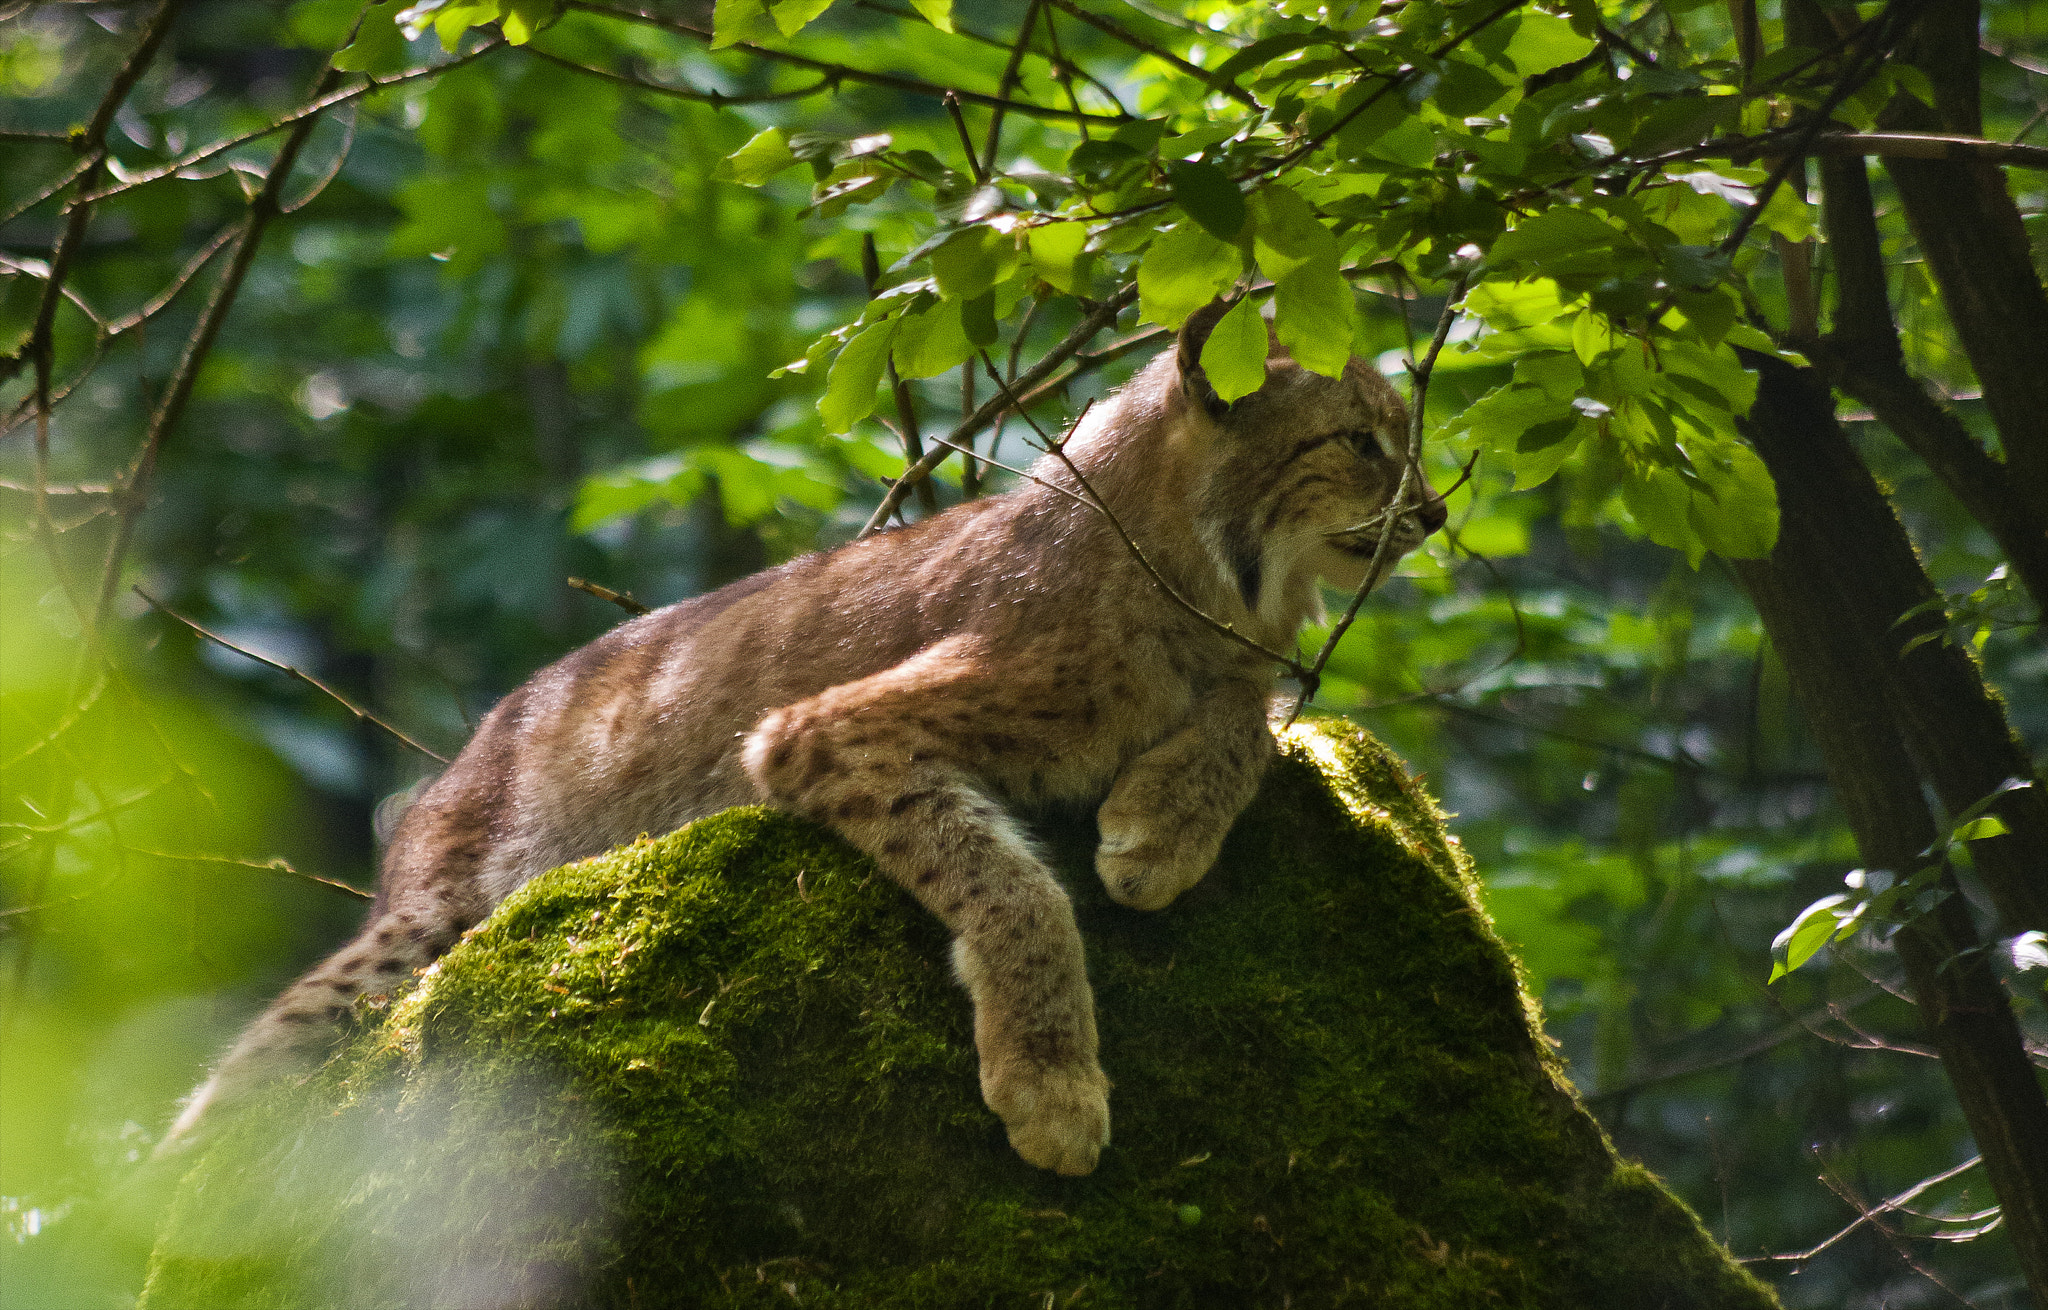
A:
[1175,300,1233,419]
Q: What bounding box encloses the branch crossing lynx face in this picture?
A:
[162,302,1447,1176]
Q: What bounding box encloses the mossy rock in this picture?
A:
[142,722,1778,1309]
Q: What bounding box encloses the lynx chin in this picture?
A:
[162,300,1448,1177]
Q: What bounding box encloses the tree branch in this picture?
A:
[1039,0,1259,110]
[564,1,1127,124]
[858,284,1136,536]
[134,587,449,763]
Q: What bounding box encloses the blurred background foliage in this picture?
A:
[2,0,2043,1306]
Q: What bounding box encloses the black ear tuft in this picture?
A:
[1222,518,1262,611]
[1176,299,1234,419]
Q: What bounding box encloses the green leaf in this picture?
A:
[1138,223,1244,328]
[1168,161,1247,242]
[711,0,776,48]
[820,319,897,433]
[1207,31,1323,88]
[1686,437,1777,560]
[722,127,799,186]
[767,0,835,38]
[499,0,551,44]
[1954,816,2010,842]
[1199,297,1268,403]
[1334,89,1437,169]
[571,455,704,532]
[1492,209,1623,269]
[1498,11,1598,75]
[1722,322,1808,365]
[330,1,409,72]
[1769,893,1854,982]
[1026,223,1090,294]
[907,0,953,34]
[929,227,1019,301]
[890,299,974,379]
[1619,461,1705,564]
[431,0,499,52]
[1273,260,1352,378]
[1451,382,1579,487]
[1571,308,1621,366]
[1250,184,1336,281]
[961,292,997,348]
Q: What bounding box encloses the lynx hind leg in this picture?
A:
[157,906,463,1154]
[743,663,1110,1176]
[1096,680,1275,911]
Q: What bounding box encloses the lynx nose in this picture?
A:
[1416,491,1448,535]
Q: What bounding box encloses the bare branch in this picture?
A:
[524,44,836,105]
[1040,0,1259,110]
[976,355,1305,673]
[980,0,1043,173]
[863,234,939,515]
[1747,1155,1988,1268]
[134,586,449,763]
[103,222,242,338]
[120,847,374,901]
[943,91,989,186]
[1288,273,1468,722]
[92,59,354,629]
[858,284,1137,536]
[0,150,101,229]
[568,576,652,616]
[564,1,1127,125]
[74,36,509,207]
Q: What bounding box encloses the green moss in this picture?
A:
[142,722,1779,1309]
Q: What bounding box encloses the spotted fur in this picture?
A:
[163,302,1447,1175]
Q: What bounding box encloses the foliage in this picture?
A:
[1,0,2043,1306]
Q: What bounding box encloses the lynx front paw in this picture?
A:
[1095,813,1223,911]
[983,1060,1111,1176]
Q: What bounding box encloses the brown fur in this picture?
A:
[162,303,1446,1175]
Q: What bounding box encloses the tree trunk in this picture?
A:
[1731,354,2048,1303]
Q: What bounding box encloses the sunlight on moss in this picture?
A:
[142,721,1779,1309]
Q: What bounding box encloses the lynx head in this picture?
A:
[1165,299,1448,626]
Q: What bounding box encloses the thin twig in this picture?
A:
[1287,272,1468,722]
[0,149,102,230]
[74,35,509,206]
[976,355,1303,673]
[1040,0,1259,109]
[564,1,1126,125]
[849,0,1130,112]
[858,285,1136,535]
[568,576,651,615]
[134,586,449,763]
[103,221,242,338]
[863,234,938,514]
[92,60,350,630]
[943,91,988,185]
[980,0,1042,173]
[121,847,374,901]
[524,44,836,105]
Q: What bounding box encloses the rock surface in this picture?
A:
[142,721,1779,1309]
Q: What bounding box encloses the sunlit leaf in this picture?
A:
[1200,296,1268,403]
[1138,222,1244,328]
[907,0,952,33]
[1026,223,1090,295]
[330,0,409,72]
[820,319,897,433]
[723,128,799,186]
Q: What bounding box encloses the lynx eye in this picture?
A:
[1341,429,1386,460]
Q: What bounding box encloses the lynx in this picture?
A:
[163,301,1447,1176]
